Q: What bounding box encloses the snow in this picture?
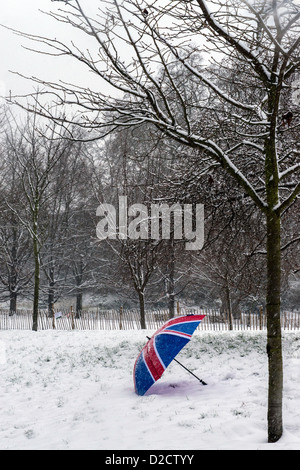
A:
[0,329,300,450]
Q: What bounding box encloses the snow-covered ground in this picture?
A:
[0,329,299,450]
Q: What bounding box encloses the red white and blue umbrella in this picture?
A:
[133,314,206,395]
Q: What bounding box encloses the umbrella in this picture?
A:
[133,314,206,395]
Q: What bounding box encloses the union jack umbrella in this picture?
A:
[133,314,205,395]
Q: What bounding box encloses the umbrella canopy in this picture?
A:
[133,314,205,395]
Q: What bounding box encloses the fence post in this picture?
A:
[177,301,180,316]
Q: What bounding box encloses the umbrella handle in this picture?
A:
[146,336,207,386]
[173,357,207,386]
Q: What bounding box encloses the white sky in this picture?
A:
[0,1,59,97]
[0,0,109,101]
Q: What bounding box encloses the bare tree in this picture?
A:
[0,212,32,312]
[9,0,300,443]
[0,130,32,311]
[39,137,96,315]
[4,108,79,330]
[94,128,165,327]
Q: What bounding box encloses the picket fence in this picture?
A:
[0,307,299,331]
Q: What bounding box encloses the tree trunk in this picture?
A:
[9,291,17,315]
[167,237,176,319]
[74,258,84,318]
[168,291,175,320]
[225,278,233,330]
[138,290,146,329]
[266,209,283,443]
[76,292,83,318]
[9,226,18,315]
[32,235,40,331]
[48,267,55,317]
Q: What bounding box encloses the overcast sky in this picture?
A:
[0,0,107,103]
[0,1,58,97]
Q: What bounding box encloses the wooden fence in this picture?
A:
[0,307,300,331]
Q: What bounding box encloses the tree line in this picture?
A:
[0,104,298,327]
